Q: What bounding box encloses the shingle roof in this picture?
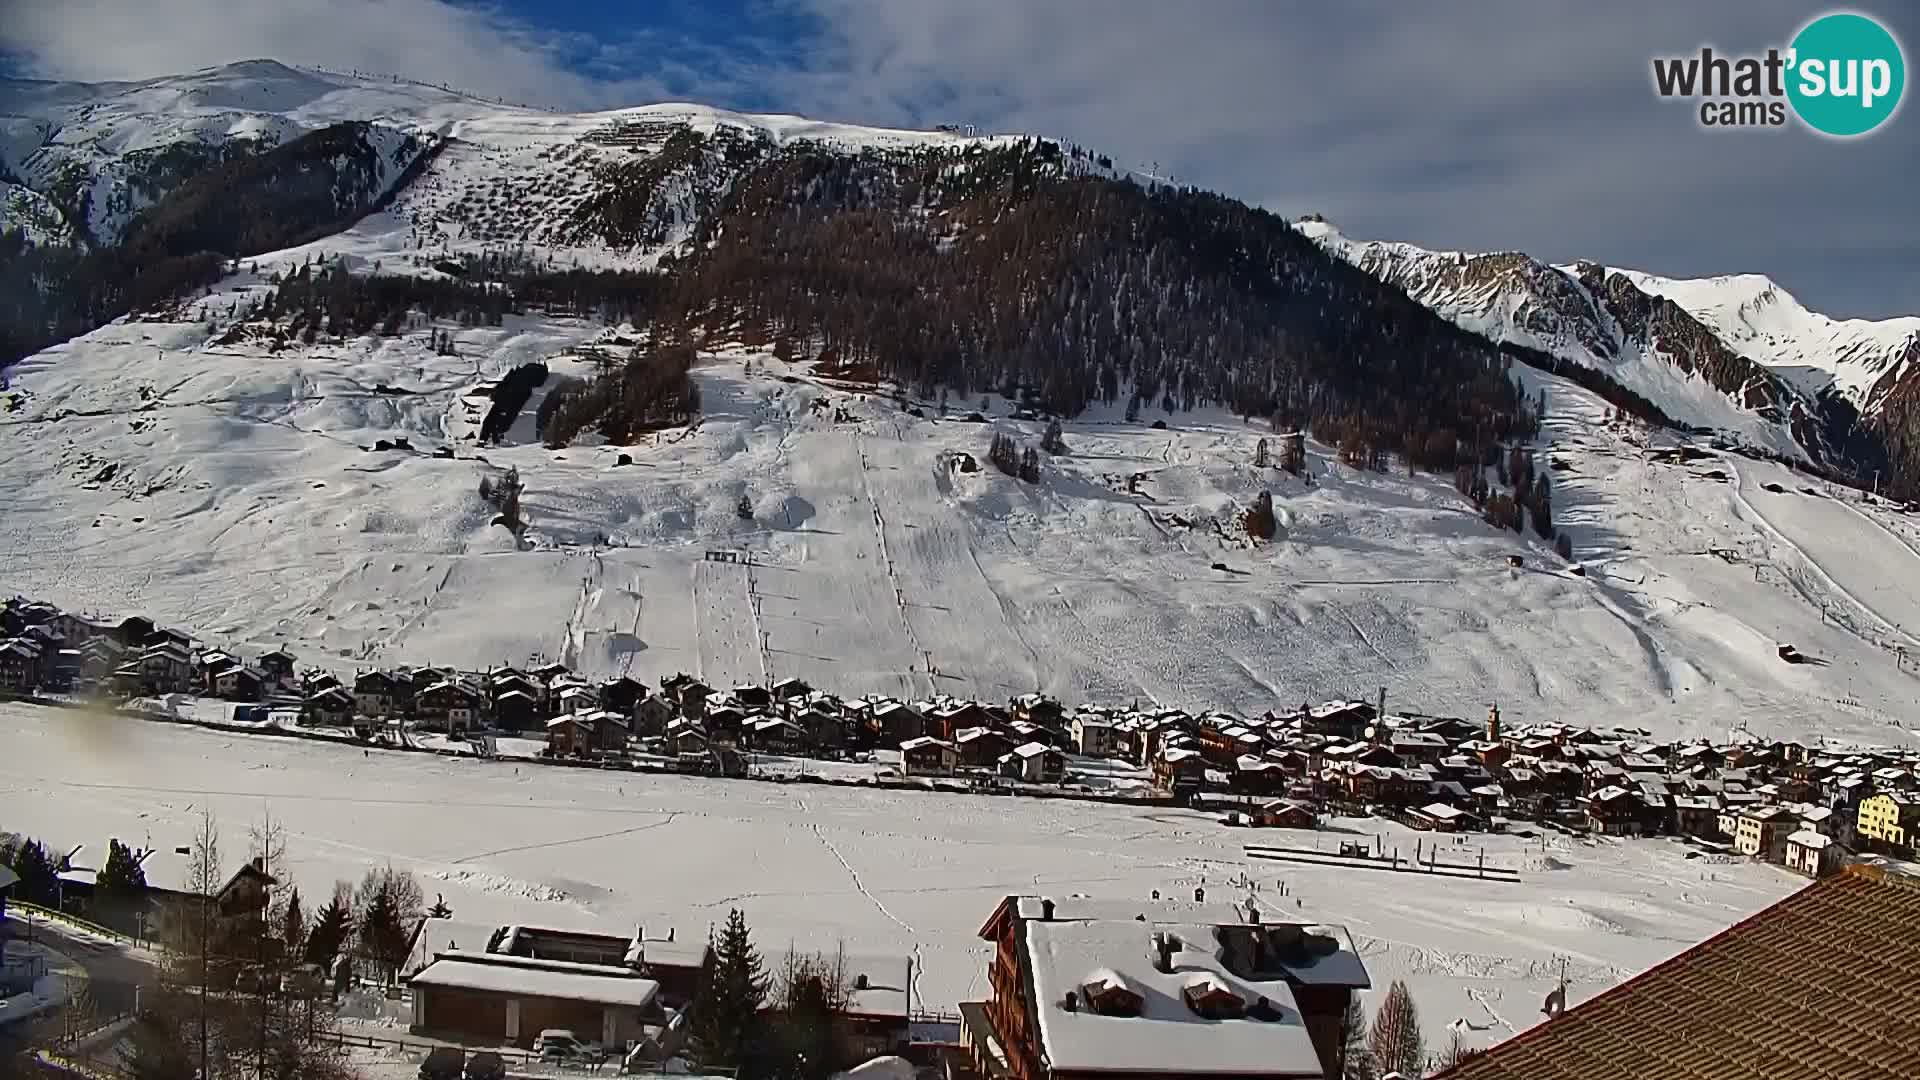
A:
[1435,864,1920,1080]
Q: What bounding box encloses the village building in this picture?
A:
[415,679,482,732]
[963,894,1371,1080]
[957,726,1016,769]
[1784,829,1845,878]
[304,686,354,726]
[352,670,405,718]
[1857,792,1919,855]
[1070,713,1121,758]
[1000,742,1067,784]
[1733,805,1795,863]
[900,736,959,777]
[409,950,662,1050]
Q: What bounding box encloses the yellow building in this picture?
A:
[1856,792,1919,852]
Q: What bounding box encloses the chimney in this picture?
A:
[1063,991,1078,1013]
[1488,703,1502,743]
[1041,898,1056,921]
[855,973,870,990]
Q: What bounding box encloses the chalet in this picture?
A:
[409,666,454,701]
[139,640,194,694]
[78,637,125,682]
[1585,785,1651,837]
[1000,742,1067,784]
[956,726,1016,769]
[794,702,847,750]
[146,626,193,653]
[554,682,599,719]
[900,737,959,777]
[490,672,543,714]
[546,713,596,757]
[1327,764,1425,806]
[769,676,811,702]
[1229,756,1293,797]
[1671,795,1721,838]
[871,700,924,745]
[964,894,1371,1080]
[731,684,773,712]
[703,704,745,745]
[1253,800,1318,830]
[1408,803,1474,833]
[667,723,710,757]
[662,675,713,718]
[493,689,540,732]
[353,670,405,718]
[1010,693,1065,729]
[415,680,482,732]
[212,665,267,702]
[924,700,996,742]
[746,717,811,755]
[0,639,41,692]
[257,648,297,688]
[1071,714,1121,758]
[631,692,675,737]
[598,676,646,717]
[530,662,572,685]
[305,686,354,726]
[1153,747,1208,792]
[1301,700,1374,739]
[1389,731,1449,765]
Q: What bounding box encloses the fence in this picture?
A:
[10,901,148,950]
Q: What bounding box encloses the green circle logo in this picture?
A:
[1787,12,1905,136]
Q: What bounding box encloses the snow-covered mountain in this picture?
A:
[1616,268,1920,416]
[1294,219,1848,463]
[0,58,1014,255]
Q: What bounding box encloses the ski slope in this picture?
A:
[0,702,1801,1054]
[5,263,1920,744]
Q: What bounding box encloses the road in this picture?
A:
[12,917,157,1016]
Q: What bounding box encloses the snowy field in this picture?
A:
[5,292,1920,745]
[0,703,1800,1051]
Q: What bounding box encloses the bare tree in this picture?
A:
[1368,980,1424,1080]
[1342,995,1375,1080]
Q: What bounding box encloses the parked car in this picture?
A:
[420,1047,465,1080]
[538,1030,601,1063]
[464,1051,505,1080]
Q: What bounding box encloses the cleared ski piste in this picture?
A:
[2,703,1797,1051]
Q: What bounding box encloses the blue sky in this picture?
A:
[3,1,1917,318]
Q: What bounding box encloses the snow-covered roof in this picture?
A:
[404,918,501,977]
[1012,741,1054,759]
[1786,829,1833,850]
[1023,920,1325,1076]
[1417,803,1468,820]
[411,954,659,1008]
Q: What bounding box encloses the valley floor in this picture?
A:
[0,703,1801,1053]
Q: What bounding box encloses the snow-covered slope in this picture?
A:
[6,229,1920,748]
[1617,268,1920,412]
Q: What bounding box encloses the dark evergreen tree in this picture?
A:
[1041,418,1067,455]
[427,893,452,919]
[303,893,352,968]
[694,909,769,1070]
[96,838,150,933]
[7,837,59,906]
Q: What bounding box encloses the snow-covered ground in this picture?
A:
[6,283,1920,743]
[0,703,1800,1053]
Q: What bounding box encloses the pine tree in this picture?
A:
[96,839,149,934]
[281,887,305,956]
[1368,980,1424,1079]
[1342,996,1375,1080]
[7,837,59,906]
[737,493,755,520]
[304,892,352,968]
[694,909,769,1069]
[427,893,452,919]
[1019,446,1041,483]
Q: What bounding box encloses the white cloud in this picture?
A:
[1,0,663,109]
[4,0,1915,315]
